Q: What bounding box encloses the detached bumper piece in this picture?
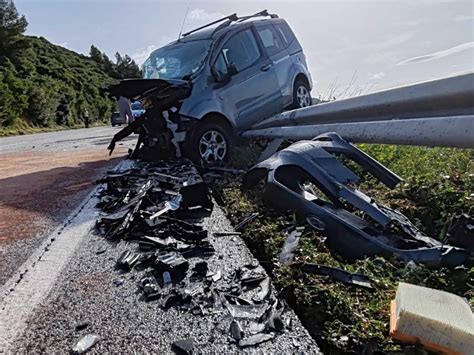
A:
[243,132,469,267]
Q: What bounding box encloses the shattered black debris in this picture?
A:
[234,212,259,231]
[95,160,293,349]
[299,263,373,289]
[445,213,474,252]
[230,319,244,340]
[239,333,275,347]
[172,338,194,354]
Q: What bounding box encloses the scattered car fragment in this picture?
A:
[230,319,244,341]
[279,226,304,265]
[234,212,259,231]
[445,213,474,252]
[172,338,194,354]
[72,334,99,354]
[116,250,140,270]
[239,333,275,347]
[299,263,372,289]
[243,132,470,267]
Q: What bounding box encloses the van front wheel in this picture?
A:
[188,121,233,164]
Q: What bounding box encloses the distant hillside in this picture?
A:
[0,35,119,133]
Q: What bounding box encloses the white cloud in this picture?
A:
[380,32,415,49]
[132,45,158,65]
[188,8,226,22]
[453,15,474,22]
[370,72,386,80]
[132,36,174,65]
[397,42,474,65]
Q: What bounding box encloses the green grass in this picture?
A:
[222,140,473,354]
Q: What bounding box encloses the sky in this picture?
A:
[15,0,474,99]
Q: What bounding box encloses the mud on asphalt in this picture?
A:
[0,150,128,286]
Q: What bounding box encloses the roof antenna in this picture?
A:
[178,7,190,41]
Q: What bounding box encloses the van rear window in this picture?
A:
[274,22,295,48]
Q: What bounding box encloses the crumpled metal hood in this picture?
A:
[107,78,190,99]
[106,78,193,159]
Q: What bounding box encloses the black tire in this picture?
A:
[112,123,115,127]
[291,79,312,109]
[187,120,234,165]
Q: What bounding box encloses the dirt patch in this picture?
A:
[0,147,128,285]
[0,148,127,244]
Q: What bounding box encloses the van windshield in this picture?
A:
[143,40,212,80]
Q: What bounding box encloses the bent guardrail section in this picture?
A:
[243,72,474,149]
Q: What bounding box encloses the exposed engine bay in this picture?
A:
[107,79,194,161]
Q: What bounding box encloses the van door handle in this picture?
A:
[260,64,272,72]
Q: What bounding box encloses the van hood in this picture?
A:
[107,78,190,100]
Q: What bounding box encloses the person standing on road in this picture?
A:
[118,96,134,125]
[83,110,90,128]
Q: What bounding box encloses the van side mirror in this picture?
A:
[212,68,231,84]
[227,63,238,76]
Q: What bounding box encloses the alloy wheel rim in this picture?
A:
[199,130,227,162]
[297,86,311,108]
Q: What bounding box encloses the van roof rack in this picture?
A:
[235,9,278,23]
[181,13,238,38]
[181,9,278,39]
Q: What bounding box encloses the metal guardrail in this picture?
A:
[246,115,473,148]
[243,72,474,149]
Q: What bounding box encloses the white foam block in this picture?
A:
[394,282,474,354]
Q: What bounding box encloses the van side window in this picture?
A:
[274,22,295,48]
[256,25,283,56]
[217,29,261,75]
[214,52,228,77]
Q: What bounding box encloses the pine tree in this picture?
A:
[115,51,141,79]
[89,45,103,64]
[0,0,28,60]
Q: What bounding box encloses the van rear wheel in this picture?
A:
[188,121,233,165]
[292,79,312,109]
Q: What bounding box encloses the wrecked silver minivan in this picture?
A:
[109,10,313,163]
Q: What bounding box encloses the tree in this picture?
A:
[0,0,28,61]
[89,45,103,64]
[115,51,141,79]
[101,52,116,77]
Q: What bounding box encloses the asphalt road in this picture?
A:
[0,126,134,154]
[0,126,136,285]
